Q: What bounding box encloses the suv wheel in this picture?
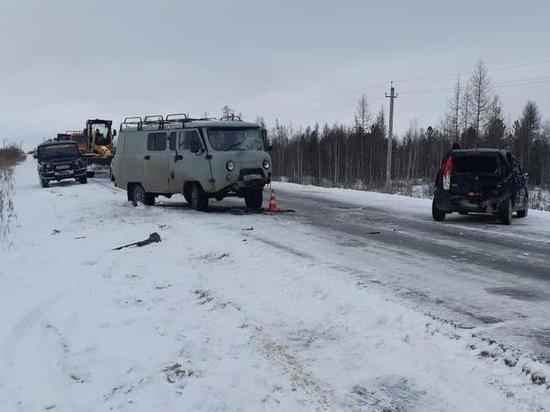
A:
[130,183,155,206]
[190,183,208,211]
[244,189,263,210]
[499,199,513,225]
[432,199,446,221]
[517,196,528,218]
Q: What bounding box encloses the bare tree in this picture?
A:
[445,75,461,142]
[469,57,493,146]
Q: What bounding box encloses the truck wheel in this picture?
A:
[78,175,88,184]
[86,171,95,178]
[40,178,49,188]
[130,183,155,206]
[432,199,446,221]
[190,183,208,211]
[499,199,512,225]
[244,189,263,210]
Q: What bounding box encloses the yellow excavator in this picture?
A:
[57,119,116,177]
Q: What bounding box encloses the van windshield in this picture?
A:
[207,128,263,151]
[453,154,499,175]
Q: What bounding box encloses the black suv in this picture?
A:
[35,141,87,188]
[432,149,528,225]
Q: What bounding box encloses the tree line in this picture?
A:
[263,58,550,191]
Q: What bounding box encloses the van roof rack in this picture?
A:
[120,116,143,131]
[219,114,243,122]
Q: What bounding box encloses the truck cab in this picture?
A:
[112,114,272,210]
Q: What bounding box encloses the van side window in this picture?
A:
[168,132,176,151]
[178,130,202,151]
[147,132,167,151]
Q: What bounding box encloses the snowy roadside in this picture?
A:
[1,160,549,411]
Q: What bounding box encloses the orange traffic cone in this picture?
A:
[266,187,279,213]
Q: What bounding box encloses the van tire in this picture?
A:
[190,183,208,211]
[130,183,155,206]
[244,190,263,210]
[432,199,446,221]
[499,198,512,225]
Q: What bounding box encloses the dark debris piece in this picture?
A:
[113,232,161,251]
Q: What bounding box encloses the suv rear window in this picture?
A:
[453,155,499,174]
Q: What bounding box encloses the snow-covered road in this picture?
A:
[1,160,549,411]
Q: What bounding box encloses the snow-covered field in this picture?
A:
[1,160,549,411]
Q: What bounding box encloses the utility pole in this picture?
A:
[385,81,398,190]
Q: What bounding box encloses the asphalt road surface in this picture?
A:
[268,185,550,362]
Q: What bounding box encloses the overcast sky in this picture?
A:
[1,0,550,146]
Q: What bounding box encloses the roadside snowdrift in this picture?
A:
[0,160,548,411]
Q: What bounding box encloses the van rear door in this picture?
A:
[144,132,169,192]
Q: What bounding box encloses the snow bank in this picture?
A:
[0,160,548,411]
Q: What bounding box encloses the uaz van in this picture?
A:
[111,114,272,210]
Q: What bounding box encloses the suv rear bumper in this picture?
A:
[434,190,510,214]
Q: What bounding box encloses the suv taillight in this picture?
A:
[442,156,453,191]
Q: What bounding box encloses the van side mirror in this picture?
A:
[261,128,272,151]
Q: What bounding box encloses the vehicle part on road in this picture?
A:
[112,232,162,250]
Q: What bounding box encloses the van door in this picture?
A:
[144,132,169,192]
[170,129,212,192]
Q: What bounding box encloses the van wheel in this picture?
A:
[78,175,88,184]
[432,199,446,221]
[190,183,208,211]
[40,178,49,188]
[244,189,263,210]
[130,183,155,206]
[499,199,512,225]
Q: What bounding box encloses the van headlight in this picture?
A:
[262,159,271,170]
[226,161,235,172]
